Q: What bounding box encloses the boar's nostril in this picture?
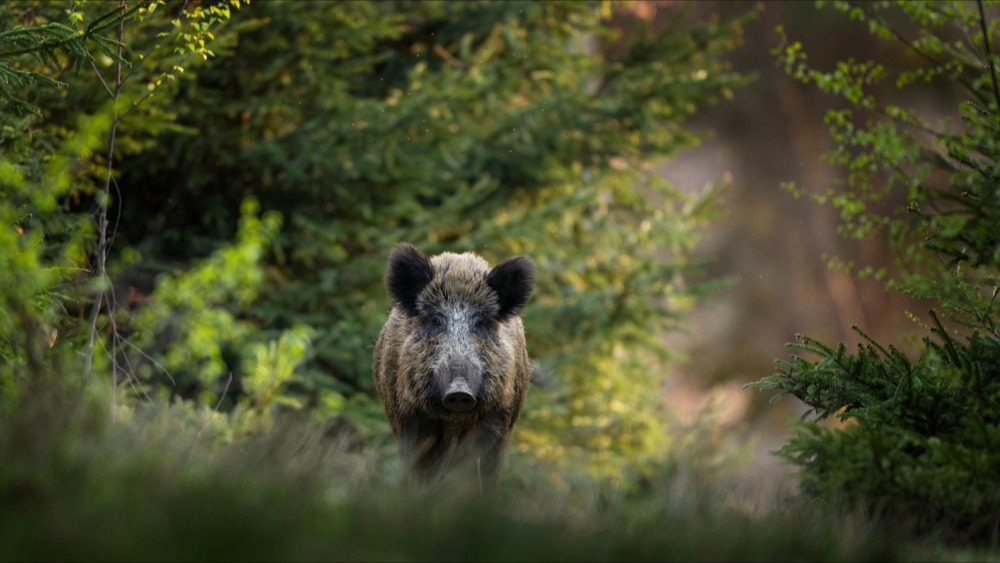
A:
[443,378,477,412]
[443,392,476,412]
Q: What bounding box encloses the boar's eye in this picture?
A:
[425,314,446,337]
[471,315,493,337]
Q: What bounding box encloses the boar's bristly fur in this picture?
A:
[373,242,535,488]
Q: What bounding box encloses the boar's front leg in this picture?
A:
[464,410,513,488]
[397,416,447,484]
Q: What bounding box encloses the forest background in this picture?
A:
[1,0,998,561]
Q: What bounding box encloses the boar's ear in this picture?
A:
[386,243,434,317]
[486,255,535,320]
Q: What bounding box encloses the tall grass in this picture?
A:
[0,385,949,562]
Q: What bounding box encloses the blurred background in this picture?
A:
[609,1,943,497]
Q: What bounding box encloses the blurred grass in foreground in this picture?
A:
[2,384,979,562]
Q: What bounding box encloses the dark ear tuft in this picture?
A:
[486,255,535,320]
[386,243,434,317]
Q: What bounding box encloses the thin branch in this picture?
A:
[111,333,155,403]
[977,0,1000,114]
[83,2,127,382]
[99,329,155,404]
[194,373,234,447]
[118,336,176,385]
[851,1,948,69]
[105,175,123,258]
[87,56,115,99]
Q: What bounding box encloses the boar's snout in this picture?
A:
[443,378,476,412]
[439,358,481,413]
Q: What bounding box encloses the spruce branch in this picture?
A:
[0,3,143,115]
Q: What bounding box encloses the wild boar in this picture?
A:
[373,242,535,488]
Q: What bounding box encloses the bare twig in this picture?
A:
[83,1,127,382]
[118,337,176,386]
[88,56,115,99]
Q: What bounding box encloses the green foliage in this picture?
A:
[750,0,1000,548]
[0,102,112,404]
[0,0,251,401]
[90,0,754,478]
[128,197,316,424]
[0,0,321,446]
[753,319,1000,544]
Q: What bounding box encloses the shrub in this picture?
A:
[748,0,1000,546]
